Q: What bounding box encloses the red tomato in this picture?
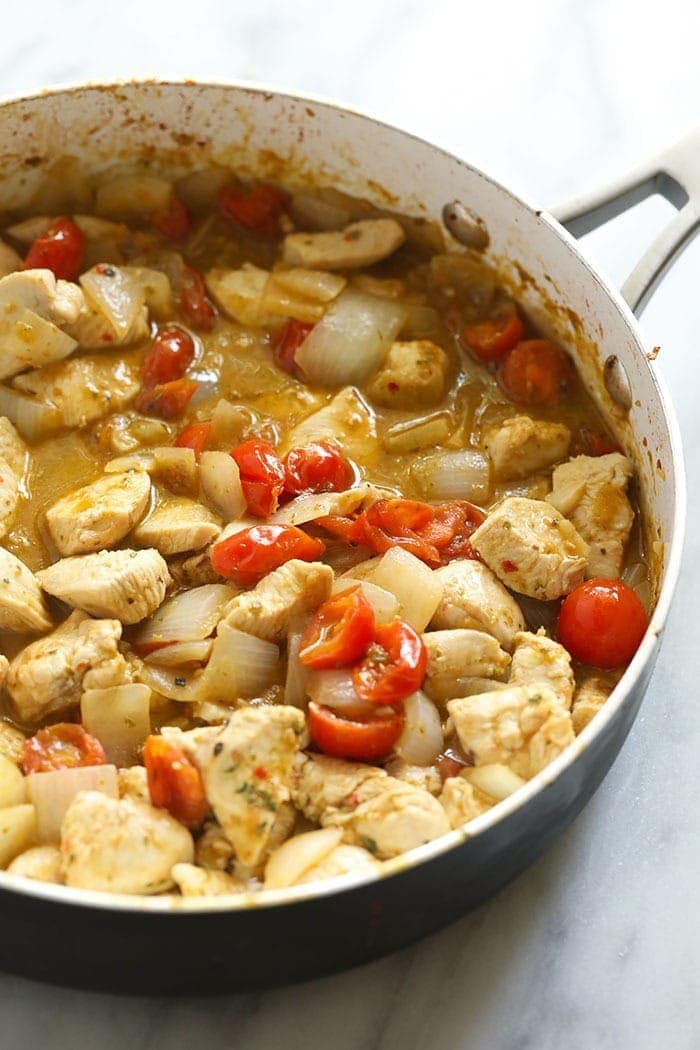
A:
[272,319,314,377]
[284,442,354,496]
[231,438,286,517]
[349,499,440,564]
[298,586,376,669]
[574,426,621,457]
[143,735,208,829]
[174,420,212,458]
[210,524,324,586]
[217,182,287,236]
[500,339,574,405]
[313,514,357,543]
[151,195,192,241]
[558,578,648,668]
[461,307,524,361]
[136,378,198,419]
[23,217,84,281]
[307,701,405,762]
[142,325,196,387]
[22,723,106,775]
[179,265,216,332]
[353,619,428,705]
[420,500,485,563]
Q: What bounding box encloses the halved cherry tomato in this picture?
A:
[307,701,405,762]
[210,524,324,586]
[143,735,208,829]
[217,182,287,236]
[142,325,196,387]
[284,441,355,496]
[179,265,216,332]
[22,723,106,775]
[499,339,574,406]
[574,426,621,457]
[298,586,376,670]
[231,438,286,517]
[461,307,524,361]
[558,578,647,668]
[136,378,198,419]
[272,319,314,377]
[353,619,428,705]
[314,514,358,544]
[23,217,84,281]
[420,500,485,563]
[349,499,440,564]
[174,420,212,458]
[151,195,192,242]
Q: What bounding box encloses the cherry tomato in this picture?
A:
[179,265,217,332]
[22,723,106,775]
[420,500,485,563]
[558,578,648,668]
[210,524,324,586]
[231,438,286,517]
[499,339,574,406]
[136,378,198,419]
[217,182,287,236]
[23,217,84,281]
[461,307,524,361]
[353,619,428,705]
[143,735,208,829]
[272,319,314,377]
[307,701,405,762]
[151,195,192,241]
[298,586,376,670]
[313,514,357,544]
[142,325,196,387]
[174,420,212,458]
[284,442,354,496]
[574,426,621,457]
[349,499,440,565]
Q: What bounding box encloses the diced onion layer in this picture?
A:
[265,827,343,889]
[410,449,491,503]
[0,383,62,441]
[81,684,151,766]
[200,451,246,521]
[27,765,118,843]
[135,584,233,647]
[367,547,443,631]
[465,763,526,801]
[80,265,144,339]
[394,691,443,766]
[332,577,398,625]
[306,669,375,719]
[199,623,279,702]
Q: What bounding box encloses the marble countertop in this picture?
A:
[1,2,699,1046]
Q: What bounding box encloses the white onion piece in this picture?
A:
[0,755,27,808]
[382,412,451,454]
[81,684,151,766]
[290,189,352,230]
[295,289,406,387]
[199,623,279,702]
[394,691,443,766]
[367,547,443,632]
[105,446,197,489]
[465,763,526,801]
[27,765,118,843]
[411,449,491,503]
[200,451,246,521]
[285,619,309,707]
[306,669,376,719]
[424,675,507,703]
[332,577,399,625]
[135,584,233,647]
[210,399,255,447]
[136,662,203,703]
[0,383,62,440]
[265,827,343,889]
[144,639,213,666]
[270,484,381,528]
[79,265,144,338]
[95,173,172,220]
[271,268,346,303]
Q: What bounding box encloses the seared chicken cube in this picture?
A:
[383,758,442,796]
[283,386,379,463]
[509,629,574,709]
[366,340,449,409]
[423,629,510,684]
[6,845,63,883]
[0,548,52,632]
[171,863,244,897]
[430,559,526,651]
[470,496,588,600]
[82,651,137,692]
[283,219,406,271]
[0,458,19,540]
[548,453,634,578]
[484,414,571,479]
[222,559,333,644]
[0,416,27,477]
[131,497,222,556]
[195,820,236,872]
[0,269,84,326]
[13,353,141,428]
[117,765,150,804]
[45,470,151,556]
[439,777,492,828]
[296,844,380,885]
[0,719,25,765]
[571,674,613,734]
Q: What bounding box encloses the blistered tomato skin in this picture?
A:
[298,586,376,669]
[210,524,324,586]
[143,736,208,829]
[23,217,85,281]
[21,724,106,775]
[307,702,405,762]
[558,579,648,668]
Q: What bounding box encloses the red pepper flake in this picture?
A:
[253,765,268,780]
[501,559,518,573]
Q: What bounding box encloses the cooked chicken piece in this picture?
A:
[0,417,27,477]
[448,682,575,779]
[117,765,150,804]
[572,675,613,734]
[509,629,574,709]
[37,548,170,625]
[6,844,63,883]
[171,863,244,897]
[548,453,634,578]
[0,269,84,326]
[283,386,378,463]
[283,218,406,271]
[187,705,306,868]
[0,457,19,538]
[296,844,380,885]
[60,791,193,894]
[0,240,22,277]
[439,777,492,829]
[0,657,8,692]
[0,420,26,537]
[83,651,137,692]
[383,758,442,796]
[131,497,221,556]
[0,548,53,632]
[424,629,510,684]
[106,446,198,496]
[45,470,151,556]
[366,340,449,409]
[292,753,450,859]
[430,559,526,652]
[470,496,589,600]
[222,559,333,644]
[168,549,222,589]
[484,415,571,480]
[205,264,277,328]
[5,611,121,723]
[13,353,141,428]
[0,720,25,765]
[195,820,235,871]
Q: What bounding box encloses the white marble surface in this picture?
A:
[1,1,699,1046]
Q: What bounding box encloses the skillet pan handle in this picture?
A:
[550,128,700,317]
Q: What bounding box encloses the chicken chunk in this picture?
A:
[45,470,151,556]
[117,765,150,804]
[0,548,53,632]
[187,705,306,869]
[283,386,378,463]
[0,271,86,380]
[82,651,137,692]
[423,629,510,685]
[37,548,170,625]
[296,844,380,885]
[0,417,27,477]
[509,630,574,709]
[484,415,571,480]
[222,559,333,644]
[0,457,19,539]
[205,264,277,328]
[448,682,575,779]
[439,777,492,829]
[5,611,121,722]
[548,453,634,578]
[6,845,63,883]
[13,353,141,428]
[470,496,589,600]
[283,218,406,271]
[171,863,244,897]
[131,497,221,556]
[195,820,235,871]
[366,340,449,409]
[430,559,526,651]
[383,758,442,795]
[60,791,193,894]
[0,719,25,765]
[0,269,84,325]
[571,675,613,734]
